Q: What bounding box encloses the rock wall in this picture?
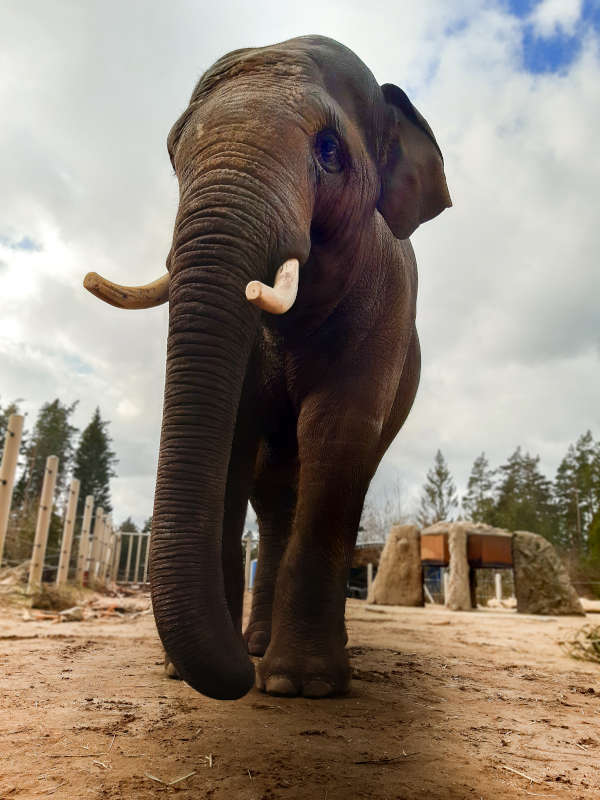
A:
[367,524,423,606]
[513,531,584,616]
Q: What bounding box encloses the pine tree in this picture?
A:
[587,509,600,566]
[592,441,600,523]
[554,431,600,556]
[142,516,152,533]
[119,516,138,532]
[494,447,556,542]
[572,431,599,537]
[73,408,118,521]
[16,399,78,508]
[554,443,578,551]
[462,452,495,523]
[417,450,458,527]
[12,399,78,555]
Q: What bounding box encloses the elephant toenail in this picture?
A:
[302,679,333,698]
[165,661,181,680]
[265,675,298,696]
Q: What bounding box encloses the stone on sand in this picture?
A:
[367,524,423,606]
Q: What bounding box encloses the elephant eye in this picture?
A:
[315,130,344,173]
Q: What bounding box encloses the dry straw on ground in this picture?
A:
[30,584,82,611]
[562,624,600,664]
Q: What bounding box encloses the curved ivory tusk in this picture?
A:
[245,258,299,314]
[83,272,169,309]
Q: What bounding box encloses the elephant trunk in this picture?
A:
[150,190,269,699]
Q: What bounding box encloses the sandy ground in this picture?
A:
[1,592,600,800]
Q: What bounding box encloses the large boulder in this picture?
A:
[447,523,472,611]
[367,524,423,606]
[513,531,584,616]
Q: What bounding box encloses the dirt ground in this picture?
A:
[1,590,599,800]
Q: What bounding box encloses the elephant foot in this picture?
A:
[243,619,271,656]
[256,643,351,698]
[164,653,182,680]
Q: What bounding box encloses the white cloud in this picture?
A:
[116,399,141,419]
[0,1,598,529]
[530,0,583,38]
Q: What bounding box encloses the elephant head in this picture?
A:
[85,35,450,699]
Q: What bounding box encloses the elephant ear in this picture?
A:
[377,83,451,240]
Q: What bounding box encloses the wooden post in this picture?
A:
[367,563,373,595]
[111,533,122,582]
[495,572,502,603]
[89,507,104,578]
[133,533,142,583]
[100,515,112,580]
[135,533,146,583]
[143,534,150,583]
[55,478,81,586]
[245,534,253,592]
[101,533,111,581]
[105,516,113,580]
[27,455,59,593]
[0,413,24,567]
[98,514,107,579]
[468,567,477,609]
[443,570,449,606]
[124,533,133,582]
[75,495,94,583]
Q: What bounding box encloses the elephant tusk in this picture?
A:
[245,258,299,314]
[83,272,169,309]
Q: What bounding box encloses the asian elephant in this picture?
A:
[84,35,451,700]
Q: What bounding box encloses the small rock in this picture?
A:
[59,606,84,622]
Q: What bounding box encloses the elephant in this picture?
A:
[84,34,451,700]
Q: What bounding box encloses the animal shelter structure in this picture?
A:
[367,521,584,616]
[348,543,384,597]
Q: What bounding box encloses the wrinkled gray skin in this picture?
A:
[151,35,450,700]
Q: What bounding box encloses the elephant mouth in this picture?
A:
[84,258,300,315]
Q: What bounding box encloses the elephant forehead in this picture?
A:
[191,48,315,105]
[190,37,381,130]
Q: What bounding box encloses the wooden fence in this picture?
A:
[0,413,150,590]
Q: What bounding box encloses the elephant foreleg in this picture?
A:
[246,440,298,656]
[256,401,378,698]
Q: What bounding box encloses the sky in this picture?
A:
[1,0,599,527]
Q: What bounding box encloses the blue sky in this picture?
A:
[0,235,41,252]
[508,0,600,72]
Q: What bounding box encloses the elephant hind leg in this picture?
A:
[246,439,298,656]
[377,326,421,459]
